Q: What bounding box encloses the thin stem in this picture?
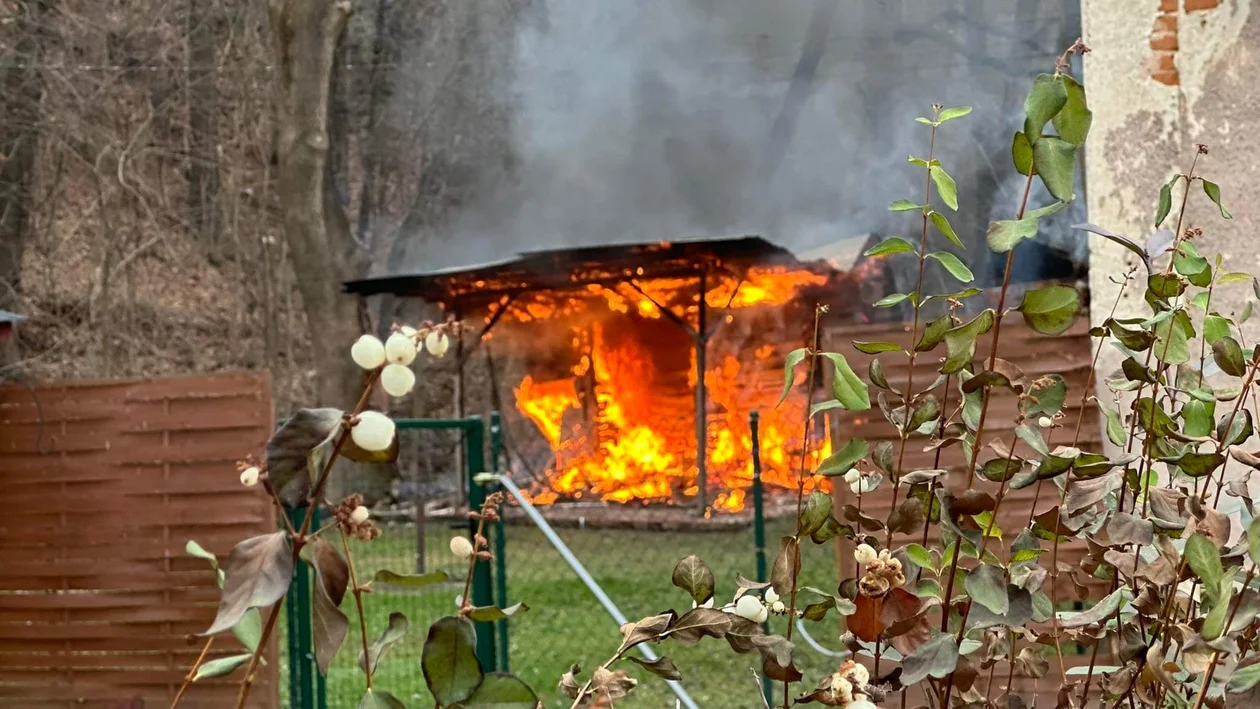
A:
[170,636,215,709]
[784,306,824,709]
[889,118,939,547]
[341,529,373,689]
[234,367,381,709]
[460,513,491,614]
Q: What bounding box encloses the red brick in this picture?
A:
[1153,14,1178,32]
[1185,0,1221,11]
[1152,69,1180,85]
[1150,32,1179,51]
[1160,0,1178,10]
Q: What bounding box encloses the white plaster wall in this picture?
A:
[1083,0,1256,450]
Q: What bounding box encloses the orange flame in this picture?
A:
[511,267,831,512]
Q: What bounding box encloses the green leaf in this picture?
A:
[817,438,869,476]
[1153,313,1191,365]
[929,211,964,249]
[467,603,528,623]
[1024,374,1067,417]
[1249,516,1260,566]
[1155,175,1178,227]
[1051,75,1092,145]
[1228,662,1260,693]
[1202,179,1232,219]
[422,616,484,706]
[1213,336,1247,377]
[865,237,916,257]
[965,564,1009,614]
[798,492,833,537]
[1186,534,1224,588]
[1204,576,1234,640]
[456,673,541,708]
[1023,74,1068,139]
[233,609,263,653]
[671,556,715,604]
[927,251,973,283]
[1011,131,1033,176]
[1033,137,1077,202]
[875,293,910,309]
[186,540,218,566]
[1174,241,1212,287]
[930,166,959,210]
[905,543,934,572]
[193,653,254,681]
[1104,406,1126,447]
[1059,587,1131,628]
[820,353,871,411]
[1182,399,1214,438]
[889,199,922,212]
[358,689,407,709]
[1204,314,1231,345]
[853,341,903,355]
[916,315,951,352]
[360,612,409,675]
[906,394,941,433]
[986,217,1040,254]
[371,570,450,591]
[777,348,809,406]
[1148,273,1186,300]
[942,310,995,374]
[900,632,959,685]
[938,106,972,123]
[1026,201,1069,221]
[1019,285,1080,336]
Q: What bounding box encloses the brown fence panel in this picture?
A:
[0,371,277,709]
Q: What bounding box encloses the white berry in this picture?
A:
[351,411,395,452]
[385,332,417,365]
[351,335,386,370]
[239,466,260,487]
[764,587,780,605]
[855,543,878,565]
[732,594,765,622]
[1038,416,1053,428]
[449,536,475,559]
[425,330,450,357]
[350,506,370,524]
[381,363,416,397]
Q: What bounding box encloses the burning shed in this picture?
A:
[345,236,858,513]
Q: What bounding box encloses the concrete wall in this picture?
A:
[1082,0,1256,452]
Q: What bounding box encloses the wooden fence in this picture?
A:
[0,371,278,708]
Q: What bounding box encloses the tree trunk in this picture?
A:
[269,0,365,408]
[0,0,52,366]
[187,0,222,254]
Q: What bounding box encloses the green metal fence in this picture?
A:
[283,415,508,709]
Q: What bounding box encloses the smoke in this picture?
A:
[405,0,1083,287]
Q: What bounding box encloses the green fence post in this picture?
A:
[286,507,323,709]
[750,411,772,706]
[489,411,510,672]
[464,416,498,671]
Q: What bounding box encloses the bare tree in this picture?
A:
[268,0,365,407]
[0,0,53,365]
[186,0,222,255]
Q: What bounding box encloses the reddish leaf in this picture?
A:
[204,532,293,636]
[848,593,885,642]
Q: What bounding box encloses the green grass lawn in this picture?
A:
[281,518,846,708]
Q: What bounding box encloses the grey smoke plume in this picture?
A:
[405,0,1083,287]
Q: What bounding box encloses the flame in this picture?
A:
[511,267,831,512]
